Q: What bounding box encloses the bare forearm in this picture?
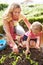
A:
[37,37,41,46]
[21,14,31,29]
[24,18,31,29]
[6,32,15,44]
[26,37,30,50]
[3,20,15,44]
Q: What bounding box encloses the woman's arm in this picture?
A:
[22,15,31,29]
[3,20,16,45]
[3,20,19,53]
[25,36,30,55]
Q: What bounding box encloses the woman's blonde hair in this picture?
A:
[3,3,21,22]
[30,21,42,32]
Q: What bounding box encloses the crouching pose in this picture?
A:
[19,21,43,55]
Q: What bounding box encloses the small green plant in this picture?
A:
[12,56,21,65]
[0,55,6,64]
[26,54,38,65]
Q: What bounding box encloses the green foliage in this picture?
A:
[28,15,43,23]
[0,55,6,64]
[0,25,5,34]
[9,52,17,60]
[22,4,43,23]
[12,56,21,65]
[0,3,8,11]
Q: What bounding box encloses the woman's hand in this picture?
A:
[12,44,19,54]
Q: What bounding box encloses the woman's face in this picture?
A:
[13,8,21,20]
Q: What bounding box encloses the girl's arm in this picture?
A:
[36,36,41,48]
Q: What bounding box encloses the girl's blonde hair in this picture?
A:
[30,21,42,32]
[3,3,21,22]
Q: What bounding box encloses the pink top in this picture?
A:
[25,31,42,39]
[9,22,17,40]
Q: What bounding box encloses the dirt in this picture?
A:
[30,48,43,65]
[0,45,43,65]
[17,58,31,65]
[2,57,14,65]
[0,46,12,58]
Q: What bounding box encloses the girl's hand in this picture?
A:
[35,44,40,49]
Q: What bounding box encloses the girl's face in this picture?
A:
[32,27,40,35]
[13,8,21,20]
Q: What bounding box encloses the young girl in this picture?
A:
[3,3,31,54]
[21,21,42,55]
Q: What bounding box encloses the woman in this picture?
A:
[3,3,31,53]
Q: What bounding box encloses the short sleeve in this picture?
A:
[25,31,31,37]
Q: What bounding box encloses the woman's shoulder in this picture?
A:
[19,14,25,20]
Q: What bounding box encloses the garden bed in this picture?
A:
[0,45,43,65]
